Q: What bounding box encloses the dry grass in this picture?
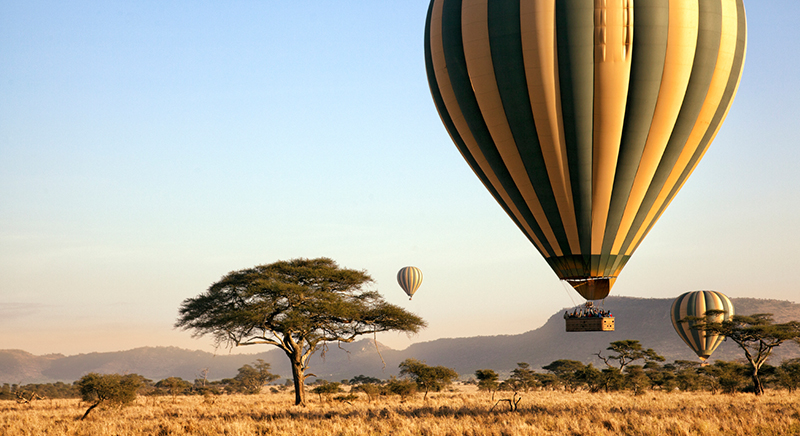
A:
[2,390,799,435]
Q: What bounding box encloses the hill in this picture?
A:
[2,296,798,384]
[397,296,800,377]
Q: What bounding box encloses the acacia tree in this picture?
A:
[175,257,426,406]
[595,340,665,371]
[776,359,800,392]
[593,340,663,392]
[225,360,280,394]
[474,369,499,399]
[310,381,344,402]
[689,312,800,395]
[398,358,458,399]
[506,362,539,392]
[542,360,586,392]
[154,377,192,402]
[76,373,143,420]
[700,361,749,394]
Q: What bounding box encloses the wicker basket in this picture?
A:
[565,317,615,332]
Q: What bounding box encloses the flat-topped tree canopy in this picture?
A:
[176,257,426,406]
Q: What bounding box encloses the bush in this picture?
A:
[310,381,344,401]
[353,383,382,401]
[350,375,382,385]
[386,377,417,399]
[333,393,358,402]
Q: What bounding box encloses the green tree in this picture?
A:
[349,375,383,402]
[506,362,539,393]
[76,373,143,420]
[398,358,458,399]
[386,377,417,399]
[623,365,651,395]
[689,312,800,395]
[349,374,381,385]
[353,383,382,401]
[310,380,344,402]
[232,360,279,394]
[474,369,499,398]
[175,257,426,406]
[154,377,192,402]
[598,367,626,392]
[663,360,702,392]
[643,362,677,392]
[700,361,749,394]
[575,363,603,393]
[542,360,586,392]
[535,373,560,390]
[595,340,665,371]
[776,359,800,392]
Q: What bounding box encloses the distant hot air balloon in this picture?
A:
[397,266,423,300]
[671,290,734,361]
[424,0,746,301]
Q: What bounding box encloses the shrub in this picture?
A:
[386,377,417,399]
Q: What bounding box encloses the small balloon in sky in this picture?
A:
[397,266,423,300]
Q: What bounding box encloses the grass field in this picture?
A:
[2,389,799,435]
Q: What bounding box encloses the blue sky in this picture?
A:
[2,1,799,356]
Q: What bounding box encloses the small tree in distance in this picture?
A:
[155,377,191,402]
[505,362,539,392]
[542,359,587,392]
[175,257,427,406]
[474,369,499,399]
[76,373,143,420]
[398,358,458,400]
[231,360,279,394]
[386,377,417,400]
[595,340,665,371]
[776,359,800,392]
[310,381,344,402]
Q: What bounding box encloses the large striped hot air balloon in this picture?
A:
[397,266,423,300]
[424,0,746,301]
[671,290,734,360]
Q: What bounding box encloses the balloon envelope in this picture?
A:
[424,0,746,300]
[670,290,734,360]
[397,266,423,299]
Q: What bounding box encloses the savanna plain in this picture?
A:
[2,389,799,436]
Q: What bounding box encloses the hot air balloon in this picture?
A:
[424,0,746,301]
[397,266,423,300]
[671,290,734,361]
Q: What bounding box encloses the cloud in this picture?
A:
[0,302,51,322]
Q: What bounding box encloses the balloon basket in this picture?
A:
[565,317,615,332]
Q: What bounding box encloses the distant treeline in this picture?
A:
[474,358,800,396]
[3,356,800,402]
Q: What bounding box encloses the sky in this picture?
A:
[2,1,799,357]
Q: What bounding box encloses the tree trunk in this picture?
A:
[290,358,306,406]
[751,370,764,396]
[747,356,765,396]
[80,401,101,421]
